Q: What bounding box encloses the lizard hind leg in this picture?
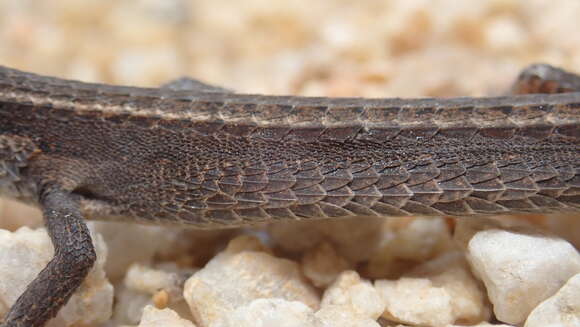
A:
[1,186,96,327]
[511,63,580,94]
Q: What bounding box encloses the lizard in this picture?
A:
[0,63,578,326]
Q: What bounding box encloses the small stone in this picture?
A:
[114,262,194,325]
[376,277,453,326]
[112,286,155,325]
[135,305,196,327]
[0,226,113,326]
[153,290,170,309]
[212,298,317,327]
[268,217,387,263]
[91,222,184,281]
[183,235,319,327]
[375,251,487,326]
[124,263,186,299]
[455,219,580,324]
[409,251,490,323]
[302,242,351,287]
[315,271,384,327]
[366,217,454,279]
[224,234,273,254]
[524,273,580,327]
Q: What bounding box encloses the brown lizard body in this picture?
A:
[0,63,578,326]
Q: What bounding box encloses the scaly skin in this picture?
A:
[0,62,578,326]
[1,64,579,228]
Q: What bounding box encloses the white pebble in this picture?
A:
[455,219,580,324]
[316,271,384,327]
[135,305,196,327]
[375,251,489,326]
[90,222,184,281]
[213,298,317,327]
[525,273,580,327]
[302,242,351,287]
[183,235,319,327]
[379,276,454,325]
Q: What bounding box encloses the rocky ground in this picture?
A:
[0,1,579,326]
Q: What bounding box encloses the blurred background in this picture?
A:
[1,0,579,230]
[1,0,580,97]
